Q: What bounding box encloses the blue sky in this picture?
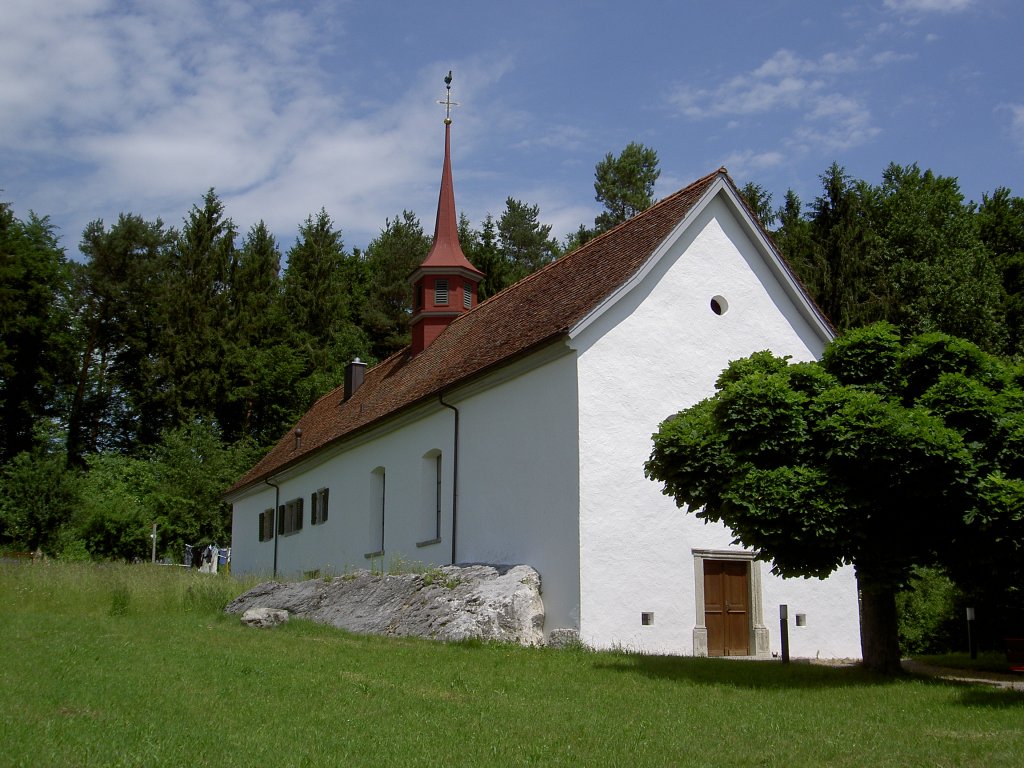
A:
[2,0,1021,259]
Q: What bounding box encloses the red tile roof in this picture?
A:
[226,168,734,495]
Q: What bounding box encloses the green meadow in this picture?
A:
[2,562,1021,767]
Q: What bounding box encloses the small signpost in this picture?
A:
[780,604,790,664]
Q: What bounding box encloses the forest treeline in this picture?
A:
[2,145,1024,565]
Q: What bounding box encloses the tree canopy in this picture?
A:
[646,323,1024,673]
[4,152,1024,579]
[771,162,1009,353]
[593,142,660,234]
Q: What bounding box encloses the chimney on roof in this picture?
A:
[344,358,366,401]
[408,71,484,356]
[294,427,302,451]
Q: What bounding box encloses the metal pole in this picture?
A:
[780,604,790,664]
[150,522,157,563]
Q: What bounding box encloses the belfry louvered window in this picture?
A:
[463,285,472,309]
[434,279,449,305]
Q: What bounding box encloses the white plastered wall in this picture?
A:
[229,350,583,636]
[570,192,861,658]
[230,407,459,579]
[453,348,582,635]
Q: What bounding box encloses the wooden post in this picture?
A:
[966,607,976,660]
[780,604,790,664]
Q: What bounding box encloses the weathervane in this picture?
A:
[438,70,459,124]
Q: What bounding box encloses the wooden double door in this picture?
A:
[703,559,750,657]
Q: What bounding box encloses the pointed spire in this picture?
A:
[421,76,481,274]
[409,72,485,356]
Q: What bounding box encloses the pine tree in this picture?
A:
[148,190,238,441]
[497,198,560,284]
[70,214,171,459]
[361,211,430,359]
[0,204,75,462]
[593,142,660,233]
[461,212,508,300]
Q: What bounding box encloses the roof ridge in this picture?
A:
[467,168,727,309]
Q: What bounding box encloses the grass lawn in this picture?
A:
[2,562,1022,767]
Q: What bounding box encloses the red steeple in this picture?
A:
[410,73,484,355]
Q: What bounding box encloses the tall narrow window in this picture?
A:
[259,508,275,542]
[366,467,385,558]
[434,279,449,305]
[463,285,472,309]
[278,497,304,535]
[417,451,442,547]
[311,488,329,525]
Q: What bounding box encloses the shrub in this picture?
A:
[897,566,964,655]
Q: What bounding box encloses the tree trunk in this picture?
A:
[857,571,903,674]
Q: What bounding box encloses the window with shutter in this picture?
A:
[278,498,305,535]
[434,279,449,305]
[463,285,471,309]
[310,488,330,525]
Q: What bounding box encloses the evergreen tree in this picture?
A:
[70,214,171,460]
[219,221,298,444]
[738,181,776,228]
[593,142,660,233]
[461,212,508,300]
[147,190,238,440]
[873,163,1005,351]
[562,223,596,254]
[807,162,883,331]
[361,211,430,359]
[976,187,1024,354]
[773,190,816,287]
[497,198,560,284]
[282,210,369,417]
[0,204,75,462]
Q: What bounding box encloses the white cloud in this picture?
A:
[796,95,880,152]
[0,0,521,250]
[667,47,891,153]
[1002,104,1024,149]
[884,0,974,13]
[720,150,786,180]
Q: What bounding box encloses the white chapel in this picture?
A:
[226,83,862,659]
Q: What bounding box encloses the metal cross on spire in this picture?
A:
[438,70,459,125]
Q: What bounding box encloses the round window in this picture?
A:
[710,295,729,315]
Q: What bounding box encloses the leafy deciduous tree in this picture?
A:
[646,323,1024,673]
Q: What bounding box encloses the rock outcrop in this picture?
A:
[225,564,545,645]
